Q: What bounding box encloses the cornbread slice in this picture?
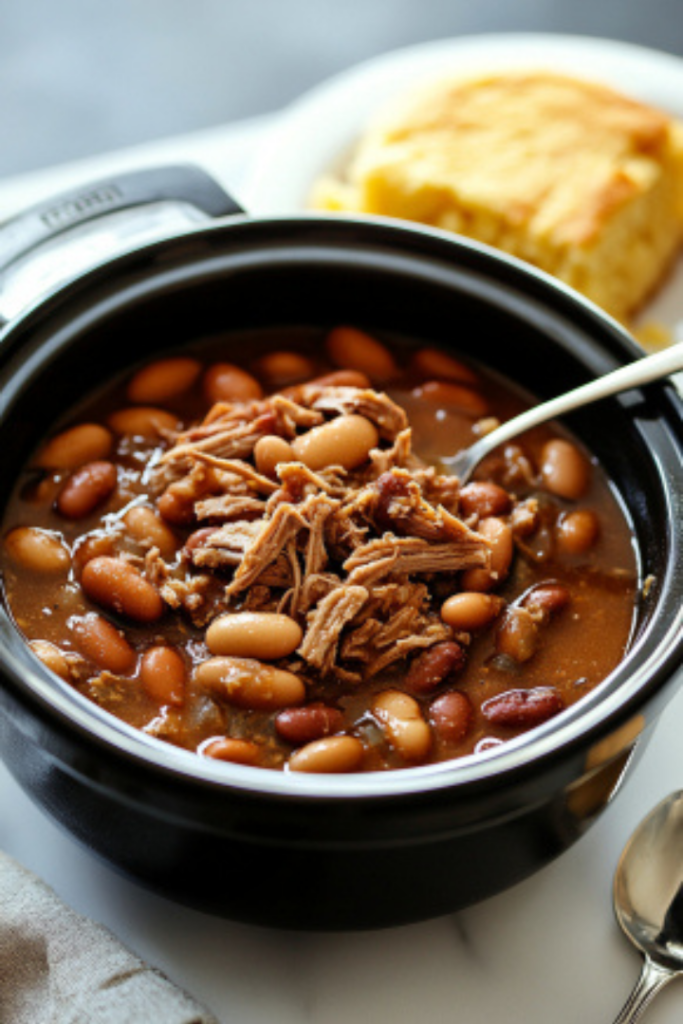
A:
[310,71,683,320]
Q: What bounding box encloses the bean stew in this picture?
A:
[0,326,638,773]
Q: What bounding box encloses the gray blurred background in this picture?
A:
[3,0,683,178]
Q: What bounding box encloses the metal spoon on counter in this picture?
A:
[612,790,683,1023]
[443,342,683,483]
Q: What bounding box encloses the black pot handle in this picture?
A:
[0,164,244,272]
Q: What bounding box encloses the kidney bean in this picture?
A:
[200,737,261,765]
[429,690,474,744]
[29,639,71,680]
[461,516,514,592]
[123,506,178,560]
[410,347,479,385]
[540,439,590,500]
[206,611,303,660]
[275,703,345,746]
[291,414,379,471]
[81,556,164,622]
[254,435,295,478]
[459,482,512,519]
[325,326,397,379]
[56,461,117,519]
[441,592,504,632]
[36,423,112,470]
[108,406,180,438]
[556,509,600,554]
[203,363,263,404]
[522,582,571,620]
[405,641,466,694]
[495,607,539,663]
[70,612,136,673]
[127,357,202,403]
[412,381,488,417]
[255,351,315,385]
[195,656,306,710]
[482,687,565,729]
[183,526,219,556]
[140,646,186,706]
[4,526,70,574]
[288,735,365,773]
[373,690,431,763]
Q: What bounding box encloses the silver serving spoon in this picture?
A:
[612,790,683,1022]
[442,342,683,483]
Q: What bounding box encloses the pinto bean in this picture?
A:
[291,414,379,471]
[72,530,118,573]
[29,639,71,680]
[70,612,136,673]
[325,326,397,379]
[275,703,345,746]
[412,380,488,417]
[253,436,295,478]
[288,735,365,773]
[429,690,474,744]
[373,690,431,763]
[56,461,117,519]
[255,351,315,385]
[410,347,479,385]
[495,607,539,663]
[482,687,565,729]
[203,363,263,403]
[81,556,164,622]
[36,423,112,470]
[200,737,261,765]
[140,646,186,706]
[460,517,514,592]
[441,592,504,632]
[123,506,178,559]
[405,641,466,694]
[206,612,303,660]
[108,406,180,438]
[195,656,306,710]
[540,439,590,500]
[556,509,600,554]
[127,357,201,403]
[5,526,70,573]
[306,369,371,390]
[157,486,195,526]
[522,583,571,620]
[458,482,512,519]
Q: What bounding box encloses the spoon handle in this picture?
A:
[612,956,678,1023]
[483,343,683,449]
[443,342,683,481]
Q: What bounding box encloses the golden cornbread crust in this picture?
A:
[310,71,683,320]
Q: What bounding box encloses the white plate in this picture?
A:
[244,33,683,336]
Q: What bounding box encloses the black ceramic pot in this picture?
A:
[0,166,681,930]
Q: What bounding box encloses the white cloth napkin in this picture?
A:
[0,850,219,1024]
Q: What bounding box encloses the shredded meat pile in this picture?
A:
[149,384,491,682]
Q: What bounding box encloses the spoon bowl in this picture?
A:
[612,791,683,1022]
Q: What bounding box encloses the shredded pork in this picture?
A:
[151,383,491,680]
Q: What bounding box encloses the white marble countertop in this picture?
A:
[0,115,682,1024]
